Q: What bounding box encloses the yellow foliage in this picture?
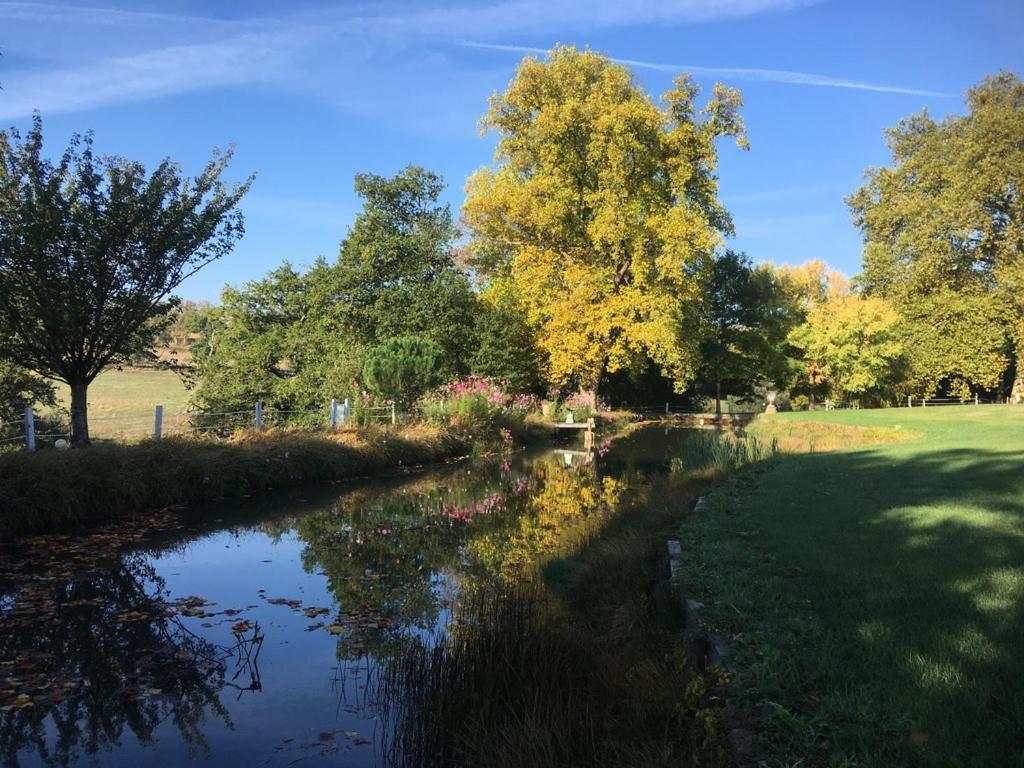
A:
[463,45,747,394]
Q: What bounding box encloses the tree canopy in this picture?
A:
[0,116,251,444]
[463,45,748,402]
[191,167,476,413]
[695,251,789,413]
[849,72,1023,400]
[788,293,904,404]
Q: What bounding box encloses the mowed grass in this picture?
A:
[679,406,1024,767]
[49,367,191,441]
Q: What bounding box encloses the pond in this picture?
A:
[0,426,693,767]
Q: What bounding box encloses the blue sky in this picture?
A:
[1,0,1021,301]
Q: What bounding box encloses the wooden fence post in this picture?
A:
[255,401,263,428]
[330,399,338,430]
[154,405,163,440]
[24,406,35,453]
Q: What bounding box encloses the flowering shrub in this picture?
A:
[418,376,540,441]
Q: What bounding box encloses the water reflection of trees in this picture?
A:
[0,554,246,768]
[288,453,631,660]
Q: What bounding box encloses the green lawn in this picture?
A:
[679,406,1024,767]
[50,367,191,441]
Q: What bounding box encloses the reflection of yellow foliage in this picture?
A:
[465,463,630,580]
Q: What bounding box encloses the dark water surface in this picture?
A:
[0,427,691,767]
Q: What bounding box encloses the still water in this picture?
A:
[0,427,690,767]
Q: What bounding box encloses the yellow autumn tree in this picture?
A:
[788,293,904,404]
[463,45,747,402]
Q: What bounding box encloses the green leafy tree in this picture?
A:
[464,45,747,403]
[848,72,1023,400]
[328,166,477,376]
[191,167,477,413]
[362,335,442,408]
[190,265,364,413]
[696,251,789,414]
[470,279,546,394]
[897,291,1010,399]
[0,116,251,445]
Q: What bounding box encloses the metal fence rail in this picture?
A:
[1,397,400,453]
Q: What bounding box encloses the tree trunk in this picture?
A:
[715,378,722,416]
[70,381,90,447]
[808,391,816,411]
[1012,349,1024,404]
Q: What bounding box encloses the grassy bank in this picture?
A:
[678,406,1024,766]
[0,424,468,539]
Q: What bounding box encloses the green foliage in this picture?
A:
[329,166,477,374]
[470,280,546,395]
[419,376,539,442]
[191,167,477,413]
[0,360,55,424]
[696,251,791,411]
[191,265,365,413]
[848,72,1023,398]
[0,116,251,444]
[671,430,777,473]
[362,336,442,408]
[896,290,1010,398]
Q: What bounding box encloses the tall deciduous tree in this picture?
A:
[0,116,251,445]
[788,294,903,404]
[328,166,477,375]
[463,45,747,403]
[191,167,477,412]
[848,72,1023,400]
[696,251,787,414]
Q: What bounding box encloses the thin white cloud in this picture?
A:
[0,32,302,120]
[0,1,239,27]
[361,0,815,38]
[0,0,938,123]
[462,42,952,97]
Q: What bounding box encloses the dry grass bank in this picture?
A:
[0,424,467,539]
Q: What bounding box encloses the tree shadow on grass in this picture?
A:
[688,446,1024,767]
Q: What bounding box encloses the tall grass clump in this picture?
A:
[376,579,728,768]
[672,430,778,474]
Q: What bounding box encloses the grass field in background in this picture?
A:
[50,367,191,441]
[680,406,1024,767]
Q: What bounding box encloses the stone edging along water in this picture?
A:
[669,494,759,765]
